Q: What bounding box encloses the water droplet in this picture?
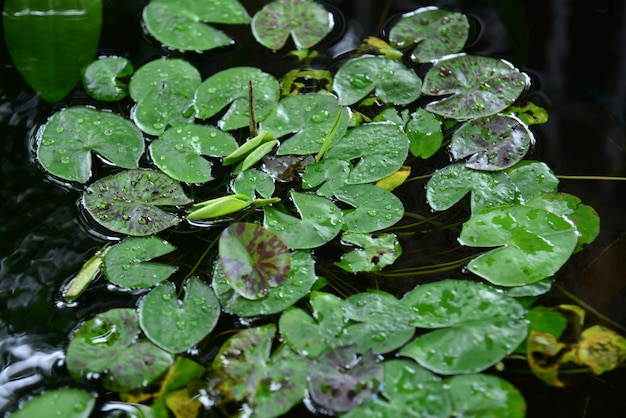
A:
[176,321,185,330]
[60,156,70,164]
[162,293,172,301]
[311,110,329,123]
[350,73,373,88]
[153,122,164,130]
[207,87,216,94]
[56,126,64,133]
[356,299,366,307]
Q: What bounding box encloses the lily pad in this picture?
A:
[459,205,579,286]
[264,191,343,249]
[7,388,96,418]
[103,236,177,289]
[422,54,529,120]
[406,108,444,158]
[302,158,351,196]
[333,56,422,105]
[150,123,238,183]
[219,222,291,300]
[82,56,133,101]
[308,346,383,413]
[450,114,533,170]
[325,123,409,184]
[194,66,280,131]
[138,277,220,353]
[142,0,250,51]
[36,107,144,184]
[232,169,275,199]
[444,374,526,418]
[336,232,402,273]
[213,250,317,317]
[389,7,469,63]
[66,308,174,391]
[82,169,191,236]
[333,184,405,233]
[252,0,334,50]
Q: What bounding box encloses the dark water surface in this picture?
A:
[1,0,625,416]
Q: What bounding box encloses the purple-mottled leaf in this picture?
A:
[219,222,291,300]
[82,169,191,236]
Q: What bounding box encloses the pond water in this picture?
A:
[1,0,625,417]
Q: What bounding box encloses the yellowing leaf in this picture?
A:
[375,166,411,191]
[527,331,568,387]
[574,325,626,375]
[358,36,403,60]
[165,388,202,418]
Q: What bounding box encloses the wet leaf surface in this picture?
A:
[406,108,443,158]
[187,194,252,220]
[233,169,275,199]
[302,158,351,196]
[82,56,133,101]
[444,374,526,417]
[37,107,144,184]
[334,184,404,233]
[7,387,96,418]
[336,232,402,273]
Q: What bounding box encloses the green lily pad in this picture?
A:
[232,169,275,199]
[259,93,350,155]
[336,232,402,273]
[504,277,553,298]
[129,58,201,135]
[264,191,343,249]
[36,107,144,184]
[82,169,192,236]
[459,205,579,286]
[325,123,409,184]
[3,0,102,102]
[279,291,346,358]
[302,158,351,196]
[333,56,422,105]
[138,277,220,353]
[506,161,560,202]
[194,66,280,131]
[406,108,444,158]
[66,308,173,391]
[308,346,383,413]
[150,123,238,183]
[333,184,405,233]
[389,7,469,63]
[82,56,133,101]
[219,222,291,300]
[142,0,250,51]
[400,280,527,374]
[7,388,96,418]
[422,55,529,120]
[343,360,451,418]
[450,114,533,170]
[444,374,526,417]
[251,0,334,50]
[103,236,177,289]
[213,250,317,317]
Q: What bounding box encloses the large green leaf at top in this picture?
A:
[422,55,529,120]
[36,107,144,184]
[219,222,291,300]
[66,308,173,391]
[194,67,280,131]
[142,0,250,51]
[325,123,409,184]
[3,0,102,102]
[444,374,526,418]
[333,56,422,105]
[264,191,343,249]
[333,184,404,233]
[103,236,177,289]
[150,123,238,183]
[139,277,221,354]
[7,388,96,418]
[259,93,350,155]
[459,205,579,286]
[82,56,133,101]
[252,0,334,50]
[389,7,469,63]
[82,169,191,236]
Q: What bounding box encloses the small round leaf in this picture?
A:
[7,388,96,418]
[444,374,526,417]
[82,56,133,101]
[333,184,404,233]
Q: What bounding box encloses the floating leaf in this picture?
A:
[507,102,549,125]
[150,123,238,183]
[334,184,404,233]
[375,166,411,191]
[3,0,102,102]
[219,222,291,300]
[252,0,334,50]
[103,236,176,289]
[82,169,191,236]
[308,346,383,413]
[343,360,451,418]
[506,161,559,202]
[504,277,553,298]
[302,158,351,196]
[7,388,96,418]
[460,205,579,286]
[406,108,443,158]
[66,308,173,391]
[187,194,252,220]
[444,374,526,418]
[325,123,409,184]
[139,277,220,353]
[36,107,144,184]
[422,55,529,120]
[450,114,533,170]
[575,325,626,375]
[214,250,317,317]
[82,56,133,101]
[233,169,275,199]
[194,67,280,131]
[336,232,402,273]
[389,7,469,63]
[142,0,250,51]
[333,56,422,105]
[516,306,568,354]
